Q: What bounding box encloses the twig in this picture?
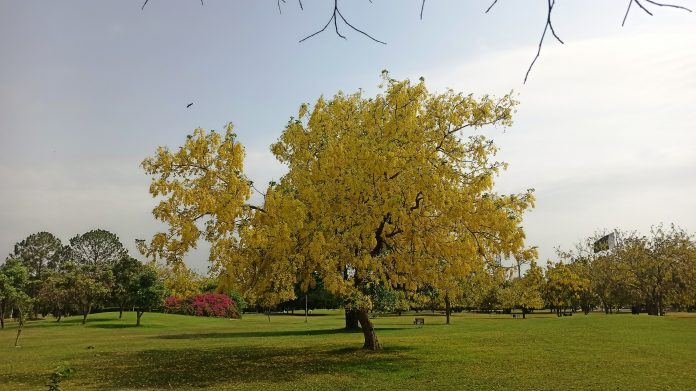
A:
[299,0,386,44]
[644,0,692,12]
[336,7,386,44]
[623,0,692,26]
[523,0,563,84]
[485,0,499,13]
[420,0,426,20]
[622,0,634,26]
[634,0,655,15]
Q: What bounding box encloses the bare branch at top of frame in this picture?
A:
[299,0,386,44]
[623,0,692,26]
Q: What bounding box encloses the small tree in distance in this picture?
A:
[64,264,113,325]
[501,261,545,318]
[0,259,30,329]
[128,265,166,326]
[112,256,143,319]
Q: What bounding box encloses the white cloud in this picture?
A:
[419,24,696,262]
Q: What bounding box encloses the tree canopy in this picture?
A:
[70,229,128,267]
[0,259,30,329]
[142,74,535,349]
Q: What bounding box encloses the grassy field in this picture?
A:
[1,310,695,390]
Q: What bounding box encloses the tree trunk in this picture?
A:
[444,294,452,325]
[345,308,360,330]
[14,327,23,347]
[657,294,664,316]
[356,308,381,350]
[0,302,5,329]
[14,312,25,347]
[119,305,124,319]
[82,304,91,325]
[136,311,143,326]
[522,308,527,319]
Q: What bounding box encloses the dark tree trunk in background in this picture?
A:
[345,308,360,330]
[444,294,452,325]
[119,305,124,319]
[14,310,25,347]
[522,308,527,319]
[136,311,144,326]
[657,294,664,316]
[356,308,381,350]
[81,304,91,325]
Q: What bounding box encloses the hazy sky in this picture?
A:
[1,1,694,273]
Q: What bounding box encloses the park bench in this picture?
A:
[414,317,425,327]
[562,312,573,317]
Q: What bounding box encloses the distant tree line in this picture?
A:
[0,230,166,328]
[316,224,696,320]
[257,224,696,321]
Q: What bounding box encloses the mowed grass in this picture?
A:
[1,310,695,390]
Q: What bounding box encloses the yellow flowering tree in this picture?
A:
[140,123,253,266]
[142,74,535,350]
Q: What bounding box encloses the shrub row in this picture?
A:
[163,293,240,318]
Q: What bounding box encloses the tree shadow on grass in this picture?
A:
[76,345,415,389]
[153,327,408,340]
[87,323,142,329]
[24,316,115,328]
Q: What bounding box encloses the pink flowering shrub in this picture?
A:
[163,293,239,318]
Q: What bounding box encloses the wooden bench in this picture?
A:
[413,317,425,327]
[562,312,573,317]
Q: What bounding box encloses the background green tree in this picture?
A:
[70,229,128,267]
[0,258,29,329]
[112,256,144,318]
[128,265,167,326]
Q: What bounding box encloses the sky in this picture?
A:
[1,0,695,274]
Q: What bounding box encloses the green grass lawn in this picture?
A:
[1,310,695,390]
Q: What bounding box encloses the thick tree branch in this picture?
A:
[245,204,267,214]
[410,192,424,211]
